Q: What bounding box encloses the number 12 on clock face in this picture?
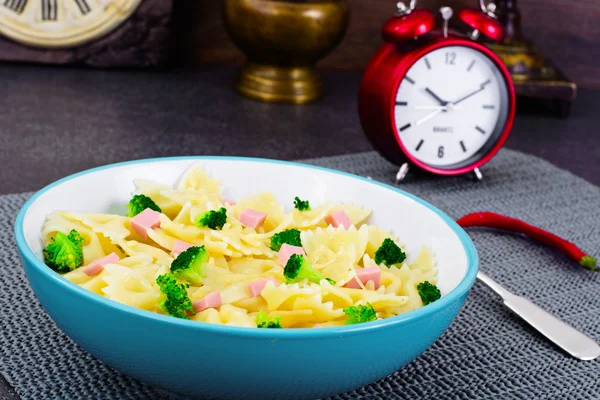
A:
[394,45,510,170]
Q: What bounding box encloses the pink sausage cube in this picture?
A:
[130,208,161,239]
[222,197,236,206]
[344,266,381,290]
[172,240,194,257]
[193,291,222,313]
[325,210,353,229]
[239,208,267,229]
[83,252,120,276]
[278,244,305,266]
[247,277,278,297]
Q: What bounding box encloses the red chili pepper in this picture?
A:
[456,212,598,272]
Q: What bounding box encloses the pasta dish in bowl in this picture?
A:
[15,157,477,399]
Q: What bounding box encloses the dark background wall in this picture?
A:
[173,0,600,88]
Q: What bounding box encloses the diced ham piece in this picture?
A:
[172,240,194,257]
[344,267,381,290]
[82,252,119,276]
[130,208,161,239]
[193,291,222,313]
[313,324,322,328]
[278,244,306,266]
[222,197,236,206]
[239,208,267,229]
[247,277,278,297]
[325,210,353,229]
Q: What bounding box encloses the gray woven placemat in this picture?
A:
[1,149,599,400]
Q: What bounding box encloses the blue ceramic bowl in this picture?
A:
[14,157,478,400]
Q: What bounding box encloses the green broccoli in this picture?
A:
[43,230,84,272]
[170,246,208,285]
[256,310,282,328]
[416,281,441,305]
[374,238,407,267]
[156,274,195,319]
[293,196,311,211]
[127,194,161,217]
[196,207,227,230]
[343,303,377,324]
[270,228,302,251]
[284,254,325,284]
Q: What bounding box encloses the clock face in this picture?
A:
[394,45,510,169]
[0,0,142,48]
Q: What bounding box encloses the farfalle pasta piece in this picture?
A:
[133,179,182,219]
[327,203,372,227]
[365,226,401,260]
[158,214,207,244]
[290,203,332,229]
[193,304,255,327]
[208,225,274,258]
[232,192,285,232]
[338,286,408,310]
[177,162,222,195]
[301,224,368,263]
[307,244,356,285]
[101,264,162,311]
[160,188,223,211]
[115,239,172,263]
[260,282,322,311]
[292,294,345,322]
[43,212,109,266]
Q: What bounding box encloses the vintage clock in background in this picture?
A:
[359,1,516,182]
[0,0,173,67]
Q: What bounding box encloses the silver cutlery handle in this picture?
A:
[477,271,600,360]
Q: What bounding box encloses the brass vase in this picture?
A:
[223,0,349,104]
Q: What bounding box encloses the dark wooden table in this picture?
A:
[0,64,598,398]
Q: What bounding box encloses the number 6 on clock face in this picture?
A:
[394,45,510,169]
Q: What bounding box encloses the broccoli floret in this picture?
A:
[43,230,84,272]
[156,274,195,319]
[284,254,325,284]
[256,310,282,328]
[127,194,161,217]
[343,303,377,324]
[170,246,208,285]
[374,238,407,267]
[417,281,441,305]
[293,197,311,211]
[196,207,227,230]
[270,229,302,251]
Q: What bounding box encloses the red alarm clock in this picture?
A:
[358,1,516,181]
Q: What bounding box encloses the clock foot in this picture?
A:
[472,168,483,181]
[395,163,410,184]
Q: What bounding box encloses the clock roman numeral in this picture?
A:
[3,0,28,13]
[41,0,57,20]
[74,0,91,15]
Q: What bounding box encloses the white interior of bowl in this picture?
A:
[22,158,468,295]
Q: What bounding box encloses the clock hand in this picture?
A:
[452,79,491,105]
[416,109,443,126]
[425,88,448,106]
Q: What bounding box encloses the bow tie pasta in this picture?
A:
[41,162,440,328]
